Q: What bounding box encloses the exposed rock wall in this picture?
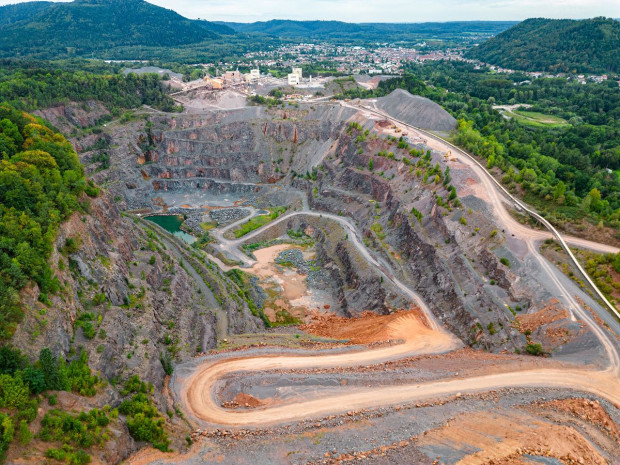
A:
[12,193,261,402]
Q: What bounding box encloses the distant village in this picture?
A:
[134,41,617,100]
[200,42,616,90]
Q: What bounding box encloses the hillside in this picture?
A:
[0,0,233,57]
[466,17,620,74]
[0,1,51,25]
[221,20,516,40]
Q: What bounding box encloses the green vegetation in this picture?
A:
[569,250,620,307]
[0,105,88,338]
[371,222,386,240]
[226,269,270,326]
[271,308,301,327]
[119,376,170,452]
[499,257,510,267]
[0,346,101,460]
[233,207,287,238]
[248,94,283,107]
[503,109,569,128]
[39,407,113,465]
[0,61,177,112]
[338,62,620,228]
[0,0,233,59]
[525,342,544,356]
[224,19,516,45]
[467,17,620,74]
[410,207,423,223]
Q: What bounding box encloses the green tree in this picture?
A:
[38,348,63,391]
[588,188,602,212]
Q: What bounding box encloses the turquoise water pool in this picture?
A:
[144,215,196,244]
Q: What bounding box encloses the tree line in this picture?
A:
[337,61,620,227]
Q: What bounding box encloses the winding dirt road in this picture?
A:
[181,312,619,427]
[177,102,620,431]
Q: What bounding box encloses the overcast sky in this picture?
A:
[1,0,619,22]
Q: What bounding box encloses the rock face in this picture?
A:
[12,193,261,406]
[375,89,457,131]
[85,105,357,210]
[303,119,548,351]
[34,100,110,135]
[73,101,553,352]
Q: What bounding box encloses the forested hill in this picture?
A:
[0,0,234,58]
[466,17,620,74]
[220,20,516,40]
[0,1,52,25]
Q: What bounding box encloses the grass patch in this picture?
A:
[504,110,569,128]
[200,222,216,231]
[233,207,287,238]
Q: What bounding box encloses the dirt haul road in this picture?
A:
[178,101,620,430]
[181,313,619,427]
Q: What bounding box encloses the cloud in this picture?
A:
[1,0,619,22]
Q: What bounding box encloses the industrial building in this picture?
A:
[287,73,300,86]
[245,69,260,83]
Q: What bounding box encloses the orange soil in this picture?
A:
[300,309,428,345]
[515,299,569,333]
[233,393,265,408]
[418,410,608,465]
[537,397,620,441]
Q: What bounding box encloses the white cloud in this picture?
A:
[1,0,619,22]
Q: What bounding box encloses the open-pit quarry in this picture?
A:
[73,88,620,464]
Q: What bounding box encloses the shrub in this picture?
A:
[119,377,169,451]
[0,374,29,409]
[75,313,96,339]
[17,420,31,445]
[499,257,510,267]
[0,414,14,456]
[0,346,26,376]
[64,350,100,396]
[62,237,81,255]
[126,414,170,451]
[525,343,544,356]
[410,207,423,223]
[160,352,173,376]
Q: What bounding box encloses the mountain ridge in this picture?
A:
[466,17,620,74]
[0,0,234,57]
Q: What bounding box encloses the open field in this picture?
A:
[504,109,569,127]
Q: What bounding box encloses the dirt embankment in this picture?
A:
[300,308,430,345]
[419,409,610,465]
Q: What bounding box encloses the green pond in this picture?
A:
[144,215,196,244]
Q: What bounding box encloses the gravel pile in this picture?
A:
[210,208,251,226]
[275,249,310,272]
[275,249,330,290]
[375,89,457,131]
